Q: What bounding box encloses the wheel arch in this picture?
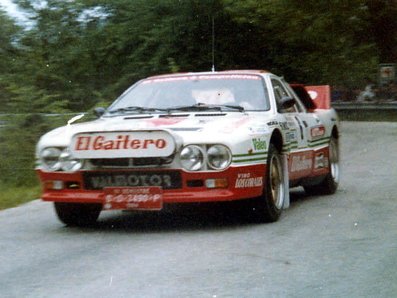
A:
[269,128,283,152]
[331,125,339,139]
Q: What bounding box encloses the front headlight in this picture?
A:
[180,145,204,171]
[40,147,82,172]
[59,150,83,171]
[40,147,62,171]
[207,145,231,170]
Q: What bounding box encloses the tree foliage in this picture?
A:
[223,0,382,85]
[2,0,395,110]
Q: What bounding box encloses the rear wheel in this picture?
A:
[54,203,102,226]
[304,136,339,195]
[251,144,285,222]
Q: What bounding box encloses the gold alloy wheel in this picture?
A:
[329,138,340,184]
[269,153,284,210]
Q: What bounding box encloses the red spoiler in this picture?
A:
[305,85,331,110]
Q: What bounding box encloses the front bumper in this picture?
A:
[37,164,266,205]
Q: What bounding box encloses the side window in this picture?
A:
[271,79,297,113]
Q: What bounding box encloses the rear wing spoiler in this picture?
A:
[305,85,331,109]
[290,84,331,110]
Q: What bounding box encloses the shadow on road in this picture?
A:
[62,187,321,233]
[82,202,256,233]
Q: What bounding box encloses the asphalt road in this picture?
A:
[0,121,396,298]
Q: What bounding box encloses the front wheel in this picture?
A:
[54,203,102,226]
[251,144,285,223]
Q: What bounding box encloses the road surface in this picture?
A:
[0,121,396,298]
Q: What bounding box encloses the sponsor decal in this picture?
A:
[267,120,288,130]
[71,131,175,158]
[252,138,266,151]
[314,152,329,169]
[267,120,278,126]
[249,124,269,134]
[311,126,326,138]
[74,135,167,151]
[235,173,263,188]
[291,155,312,172]
[285,131,297,142]
[90,174,172,189]
[279,121,289,130]
[83,171,181,190]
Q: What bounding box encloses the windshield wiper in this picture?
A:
[108,106,168,114]
[168,103,222,112]
[218,104,245,112]
[109,104,245,115]
[168,103,244,112]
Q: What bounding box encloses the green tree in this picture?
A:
[0,10,23,113]
[223,0,379,87]
[364,0,397,63]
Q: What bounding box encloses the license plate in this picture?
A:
[103,187,163,210]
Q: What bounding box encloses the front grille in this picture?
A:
[83,170,182,190]
[90,157,173,168]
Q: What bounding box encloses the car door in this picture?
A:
[271,79,307,148]
[271,78,313,180]
[284,82,327,151]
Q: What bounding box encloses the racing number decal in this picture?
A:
[294,116,305,140]
[285,116,307,149]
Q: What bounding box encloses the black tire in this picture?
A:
[251,144,285,223]
[304,136,339,195]
[54,202,102,226]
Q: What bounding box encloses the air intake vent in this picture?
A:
[159,114,189,118]
[195,113,227,117]
[90,156,173,168]
[124,115,154,120]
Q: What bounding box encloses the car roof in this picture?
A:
[146,70,271,80]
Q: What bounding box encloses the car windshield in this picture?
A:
[108,74,270,113]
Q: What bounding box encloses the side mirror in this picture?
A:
[278,96,296,110]
[94,107,106,118]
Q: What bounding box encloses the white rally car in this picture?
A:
[36,70,340,225]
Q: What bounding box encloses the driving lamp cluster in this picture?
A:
[40,144,231,172]
[180,144,231,171]
[40,147,82,172]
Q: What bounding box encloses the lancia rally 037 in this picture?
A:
[36,70,340,226]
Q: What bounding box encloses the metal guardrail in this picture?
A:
[332,101,397,110]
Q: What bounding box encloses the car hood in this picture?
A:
[37,112,271,152]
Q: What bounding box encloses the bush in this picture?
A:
[0,113,80,186]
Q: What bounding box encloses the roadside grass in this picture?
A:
[0,185,41,210]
